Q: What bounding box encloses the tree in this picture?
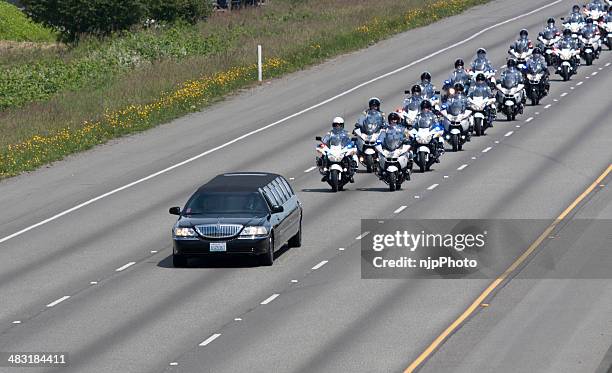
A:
[22,0,147,41]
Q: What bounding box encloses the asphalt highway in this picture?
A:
[0,0,610,372]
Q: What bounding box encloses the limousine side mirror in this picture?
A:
[315,136,322,141]
[271,205,284,213]
[169,207,181,215]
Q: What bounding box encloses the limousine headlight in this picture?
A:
[239,226,268,238]
[174,227,196,237]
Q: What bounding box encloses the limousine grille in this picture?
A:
[195,224,243,239]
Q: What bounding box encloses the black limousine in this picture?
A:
[169,173,302,267]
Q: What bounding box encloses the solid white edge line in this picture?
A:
[356,231,370,240]
[199,333,222,347]
[457,164,468,171]
[46,295,70,308]
[304,166,316,173]
[482,147,492,153]
[115,262,136,272]
[394,205,407,214]
[427,184,439,190]
[260,294,280,305]
[312,260,328,270]
[0,0,563,245]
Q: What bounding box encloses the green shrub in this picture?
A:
[147,0,213,24]
[0,1,57,41]
[21,0,148,40]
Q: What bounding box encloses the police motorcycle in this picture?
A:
[598,16,612,50]
[496,72,524,121]
[375,127,412,192]
[538,29,561,65]
[509,44,533,71]
[353,110,384,173]
[440,99,472,152]
[468,85,496,136]
[315,133,357,192]
[561,17,585,39]
[579,22,601,65]
[585,2,607,21]
[399,92,422,128]
[469,60,497,90]
[523,57,548,106]
[410,113,445,173]
[554,37,580,81]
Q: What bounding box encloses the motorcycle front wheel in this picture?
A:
[388,173,397,192]
[419,152,427,173]
[474,118,483,136]
[330,170,340,192]
[451,134,459,152]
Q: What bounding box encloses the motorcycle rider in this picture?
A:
[318,117,358,182]
[412,100,445,159]
[402,85,424,127]
[419,71,437,99]
[526,47,551,92]
[510,29,534,56]
[581,17,602,57]
[566,4,586,24]
[557,28,582,68]
[364,97,385,117]
[471,48,495,72]
[468,73,496,127]
[542,17,561,36]
[447,59,471,89]
[499,58,526,109]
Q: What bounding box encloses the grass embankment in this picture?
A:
[0,2,56,42]
[0,0,489,178]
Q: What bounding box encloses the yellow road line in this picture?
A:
[404,163,612,373]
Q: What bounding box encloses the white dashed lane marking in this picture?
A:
[457,164,468,171]
[505,131,514,137]
[591,71,598,76]
[545,104,552,109]
[304,166,316,173]
[199,333,221,347]
[115,262,136,272]
[356,231,370,240]
[482,147,492,153]
[525,117,533,123]
[577,81,583,86]
[311,260,328,270]
[427,184,439,190]
[46,296,70,308]
[260,294,280,305]
[560,92,567,97]
[394,206,407,214]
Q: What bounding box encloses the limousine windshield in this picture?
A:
[183,192,269,215]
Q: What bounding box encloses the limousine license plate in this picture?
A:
[210,242,227,252]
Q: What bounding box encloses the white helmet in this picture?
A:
[332,116,345,125]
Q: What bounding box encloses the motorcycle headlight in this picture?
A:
[417,134,433,144]
[328,154,343,162]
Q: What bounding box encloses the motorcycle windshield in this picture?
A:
[526,60,545,73]
[448,100,465,116]
[328,134,351,148]
[472,58,489,71]
[582,28,596,38]
[542,29,557,39]
[359,111,383,135]
[416,115,435,129]
[558,39,574,49]
[501,73,519,89]
[403,97,422,112]
[514,39,530,53]
[470,85,489,98]
[382,129,404,151]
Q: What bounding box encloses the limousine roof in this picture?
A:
[198,172,284,192]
